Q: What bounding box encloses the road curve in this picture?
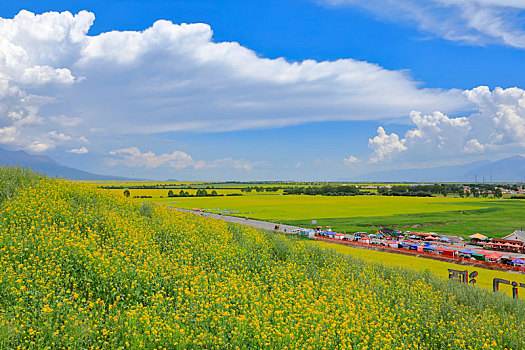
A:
[167,206,525,260]
[168,207,306,234]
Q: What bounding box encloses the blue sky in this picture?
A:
[1,0,525,180]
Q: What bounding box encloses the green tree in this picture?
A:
[196,189,208,197]
[168,190,174,197]
[123,189,130,197]
[211,190,218,196]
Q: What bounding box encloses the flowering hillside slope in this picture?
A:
[0,167,524,349]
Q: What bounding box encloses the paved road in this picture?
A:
[170,207,525,259]
[171,207,305,233]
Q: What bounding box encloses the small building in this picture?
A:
[484,238,524,253]
[502,230,525,244]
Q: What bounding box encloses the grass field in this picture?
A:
[148,194,525,238]
[153,194,488,219]
[313,240,525,296]
[2,168,525,348]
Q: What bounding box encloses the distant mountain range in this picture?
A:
[351,155,525,182]
[0,147,135,181]
[2,146,524,183]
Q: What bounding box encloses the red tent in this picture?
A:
[436,246,456,257]
[485,252,503,260]
[436,246,455,252]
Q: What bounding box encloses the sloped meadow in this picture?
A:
[0,167,524,349]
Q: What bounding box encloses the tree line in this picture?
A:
[283,185,360,196]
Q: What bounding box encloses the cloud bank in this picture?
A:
[368,86,525,164]
[107,147,254,171]
[0,10,468,156]
[324,0,525,48]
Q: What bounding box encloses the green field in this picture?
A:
[154,194,487,219]
[150,194,525,238]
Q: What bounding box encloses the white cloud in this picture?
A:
[464,139,485,153]
[368,86,525,164]
[107,147,202,169]
[106,147,254,171]
[323,0,525,48]
[48,130,71,141]
[67,146,88,154]
[26,141,52,153]
[368,127,407,163]
[343,155,361,165]
[0,126,17,144]
[0,10,469,156]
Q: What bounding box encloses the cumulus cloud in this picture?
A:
[368,86,525,164]
[107,147,204,169]
[67,146,88,154]
[0,9,469,156]
[106,147,254,171]
[368,127,407,163]
[343,155,361,165]
[48,130,71,141]
[323,0,525,48]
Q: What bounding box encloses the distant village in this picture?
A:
[358,183,525,198]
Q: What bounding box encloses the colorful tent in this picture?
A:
[511,258,525,264]
[459,249,477,254]
[469,233,488,240]
[471,253,486,261]
[436,247,456,253]
[485,252,503,260]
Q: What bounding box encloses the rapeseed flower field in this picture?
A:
[1,166,524,349]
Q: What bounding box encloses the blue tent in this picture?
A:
[409,244,420,250]
[423,245,437,250]
[459,249,477,254]
[439,237,450,242]
[398,243,409,248]
[511,258,525,264]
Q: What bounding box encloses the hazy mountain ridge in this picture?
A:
[352,156,525,182]
[2,146,524,183]
[0,147,135,181]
